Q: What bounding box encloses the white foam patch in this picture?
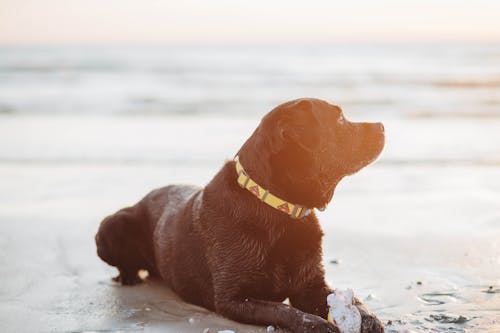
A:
[327,289,361,333]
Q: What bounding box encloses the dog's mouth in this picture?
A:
[347,121,385,174]
[318,188,335,210]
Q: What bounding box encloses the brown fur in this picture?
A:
[95,98,385,332]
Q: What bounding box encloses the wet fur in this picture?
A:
[96,98,384,333]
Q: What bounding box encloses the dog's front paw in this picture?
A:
[354,302,384,333]
[298,313,340,333]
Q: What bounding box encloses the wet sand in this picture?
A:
[0,116,499,332]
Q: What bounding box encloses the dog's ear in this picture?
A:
[270,99,321,154]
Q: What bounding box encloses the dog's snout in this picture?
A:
[365,122,384,139]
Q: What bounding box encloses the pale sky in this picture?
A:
[1,0,499,44]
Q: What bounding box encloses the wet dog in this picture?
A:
[95,98,385,333]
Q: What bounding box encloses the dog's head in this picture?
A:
[238,98,385,210]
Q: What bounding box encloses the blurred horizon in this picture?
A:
[1,43,499,119]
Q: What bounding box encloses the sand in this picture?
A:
[0,115,499,332]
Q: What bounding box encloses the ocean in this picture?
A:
[0,44,499,332]
[1,44,499,118]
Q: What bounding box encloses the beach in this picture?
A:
[0,44,499,332]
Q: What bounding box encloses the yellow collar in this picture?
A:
[234,156,312,219]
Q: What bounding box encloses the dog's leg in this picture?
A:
[214,297,339,333]
[290,279,384,333]
[211,269,339,333]
[95,206,156,285]
[289,275,332,319]
[208,234,338,332]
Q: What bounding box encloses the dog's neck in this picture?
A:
[203,160,324,249]
[234,134,330,218]
[234,155,312,219]
[236,142,292,201]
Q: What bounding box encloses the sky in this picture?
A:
[1,0,499,45]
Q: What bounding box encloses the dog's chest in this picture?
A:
[263,226,320,295]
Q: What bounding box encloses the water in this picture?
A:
[0,44,499,332]
[1,44,499,118]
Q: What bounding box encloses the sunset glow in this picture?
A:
[1,0,499,44]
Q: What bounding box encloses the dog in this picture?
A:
[95,98,385,333]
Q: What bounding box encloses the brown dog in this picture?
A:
[95,98,385,333]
